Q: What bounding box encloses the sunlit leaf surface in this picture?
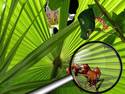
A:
[0,0,125,94]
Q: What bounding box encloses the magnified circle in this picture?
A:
[70,41,122,93]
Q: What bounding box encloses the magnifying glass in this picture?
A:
[30,41,122,94]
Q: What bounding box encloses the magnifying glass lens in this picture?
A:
[30,42,122,94]
[70,42,122,93]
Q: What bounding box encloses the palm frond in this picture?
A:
[0,0,125,94]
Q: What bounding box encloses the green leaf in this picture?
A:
[0,0,18,47]
[104,34,116,45]
[59,0,70,29]
[0,0,4,14]
[0,0,19,76]
[48,0,62,10]
[33,0,50,40]
[0,0,6,35]
[0,0,125,94]
[0,1,27,72]
[0,21,79,85]
[112,10,125,33]
[78,8,95,40]
[0,80,51,94]
[88,4,102,17]
[26,1,49,41]
[51,56,62,79]
[0,24,29,75]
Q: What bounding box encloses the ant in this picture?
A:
[96,17,109,30]
[66,64,104,91]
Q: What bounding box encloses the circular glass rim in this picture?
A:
[69,41,123,93]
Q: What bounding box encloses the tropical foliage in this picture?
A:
[0,0,125,94]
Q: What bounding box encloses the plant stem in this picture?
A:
[94,0,125,42]
[51,56,62,79]
[49,56,62,94]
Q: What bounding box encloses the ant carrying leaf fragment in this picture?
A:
[66,64,103,91]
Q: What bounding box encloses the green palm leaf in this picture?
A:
[0,0,125,94]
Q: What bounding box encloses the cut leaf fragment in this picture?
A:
[78,8,95,40]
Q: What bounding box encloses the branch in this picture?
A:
[94,0,125,42]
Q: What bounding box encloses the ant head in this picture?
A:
[83,64,90,70]
[80,64,90,74]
